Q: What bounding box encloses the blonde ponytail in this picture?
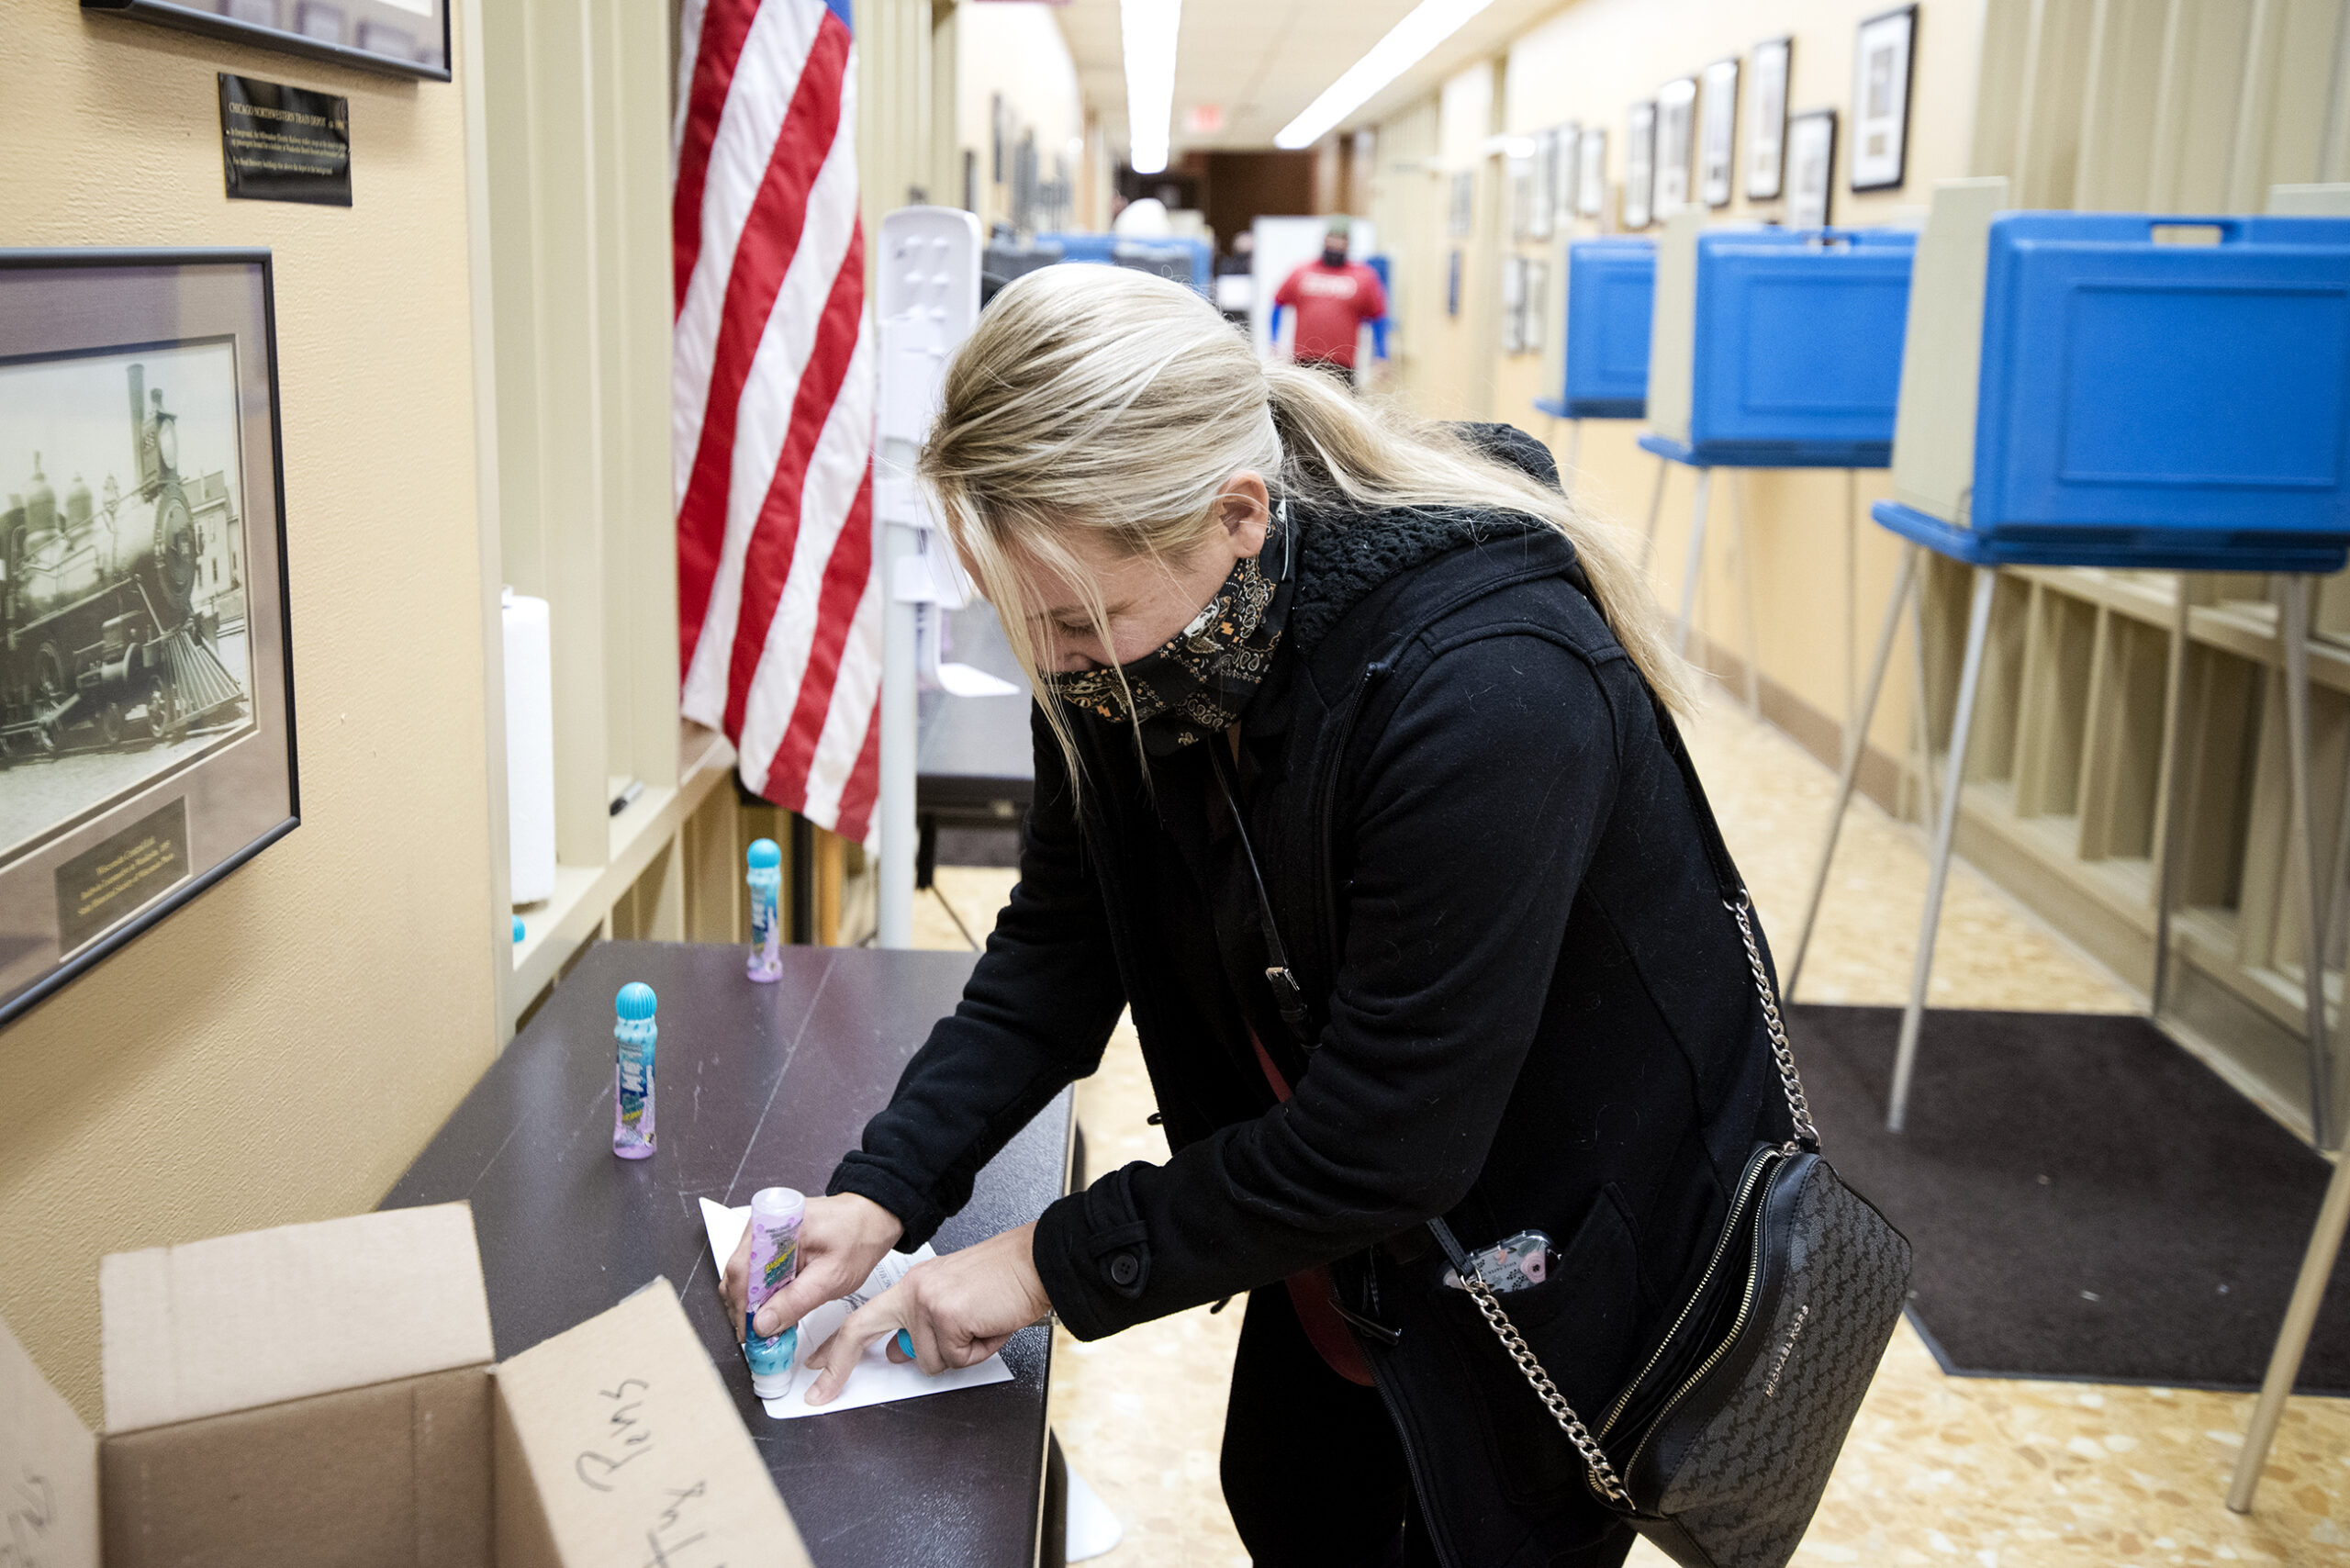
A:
[920,266,1695,774]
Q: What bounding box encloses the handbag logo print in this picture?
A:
[1762,1303,1810,1398]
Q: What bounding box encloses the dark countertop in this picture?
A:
[383,940,1069,1568]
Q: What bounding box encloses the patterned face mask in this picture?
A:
[1043,526,1292,753]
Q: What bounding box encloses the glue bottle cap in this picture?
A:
[751,1187,805,1222]
[616,981,658,1021]
[746,838,781,869]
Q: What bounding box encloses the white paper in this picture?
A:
[698,1198,1015,1419]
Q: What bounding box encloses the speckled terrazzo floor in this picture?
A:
[914,702,2348,1566]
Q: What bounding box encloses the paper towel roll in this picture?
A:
[503,590,556,906]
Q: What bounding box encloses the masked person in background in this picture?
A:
[1270,217,1387,386]
[726,266,1793,1568]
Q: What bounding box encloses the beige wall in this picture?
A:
[0,7,495,1418]
[957,0,1084,230]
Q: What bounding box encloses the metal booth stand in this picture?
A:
[1784,178,2350,1511]
[1636,213,1916,719]
[1535,236,1653,503]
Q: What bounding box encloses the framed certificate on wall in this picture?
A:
[1623,105,1655,230]
[1746,37,1792,201]
[84,0,451,83]
[1654,77,1695,214]
[0,251,300,1028]
[1851,5,1918,191]
[1699,58,1740,208]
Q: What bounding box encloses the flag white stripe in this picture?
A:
[678,111,861,722]
[796,571,882,839]
[670,0,822,503]
[733,319,876,788]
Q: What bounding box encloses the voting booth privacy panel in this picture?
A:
[1543,238,1654,420]
[0,1204,809,1568]
[1879,209,2350,570]
[1643,220,1916,468]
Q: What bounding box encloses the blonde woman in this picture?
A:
[727,267,1796,1567]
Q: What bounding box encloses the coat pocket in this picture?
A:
[1427,1186,1646,1505]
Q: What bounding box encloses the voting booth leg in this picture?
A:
[1565,420,1584,495]
[1908,566,1941,834]
[1673,467,1712,659]
[1844,470,1860,750]
[1728,472,1762,715]
[2277,577,2337,1152]
[2228,1125,2350,1512]
[1887,566,1999,1134]
[2150,581,2195,1018]
[1641,456,1670,572]
[1788,543,1921,999]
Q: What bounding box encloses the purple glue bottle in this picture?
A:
[612,981,657,1159]
[746,837,783,982]
[744,1186,805,1397]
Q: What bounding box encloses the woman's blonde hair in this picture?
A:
[919,265,1693,770]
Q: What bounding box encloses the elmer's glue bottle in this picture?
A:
[746,838,783,982]
[612,982,657,1159]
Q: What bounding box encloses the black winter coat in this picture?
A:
[831,428,1791,1566]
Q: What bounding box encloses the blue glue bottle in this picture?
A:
[746,837,783,983]
[744,1186,804,1396]
[612,982,657,1159]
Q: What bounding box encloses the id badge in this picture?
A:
[1443,1229,1551,1294]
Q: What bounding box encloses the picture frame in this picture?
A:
[1508,149,1539,244]
[1576,127,1607,220]
[1851,4,1917,192]
[0,250,299,1028]
[83,0,450,83]
[1501,256,1528,354]
[1449,171,1475,238]
[1699,58,1740,209]
[1654,77,1696,214]
[1528,135,1556,241]
[1551,123,1581,227]
[1745,37,1792,201]
[1622,105,1654,230]
[1786,108,1838,228]
[1521,258,1548,360]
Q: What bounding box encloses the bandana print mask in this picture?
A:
[1044,522,1293,753]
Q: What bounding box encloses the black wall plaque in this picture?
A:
[55,800,192,957]
[218,74,352,207]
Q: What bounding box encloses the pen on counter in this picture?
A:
[609,778,643,816]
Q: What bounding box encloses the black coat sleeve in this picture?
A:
[1031,633,1627,1338]
[826,707,1128,1248]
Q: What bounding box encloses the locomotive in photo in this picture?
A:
[0,363,247,764]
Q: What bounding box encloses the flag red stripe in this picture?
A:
[676,11,852,677]
[720,222,867,739]
[671,0,763,315]
[830,697,883,844]
[758,465,874,796]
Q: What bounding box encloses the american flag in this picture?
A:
[672,0,881,841]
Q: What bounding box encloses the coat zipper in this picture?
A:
[1596,1147,1780,1443]
[1370,1360,1467,1568]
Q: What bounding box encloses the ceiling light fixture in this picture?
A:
[1273,0,1499,151]
[1122,0,1182,175]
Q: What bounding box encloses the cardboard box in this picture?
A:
[0,1203,812,1568]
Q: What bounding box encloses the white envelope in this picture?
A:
[698,1198,1015,1419]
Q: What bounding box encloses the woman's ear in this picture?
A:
[1217,471,1272,558]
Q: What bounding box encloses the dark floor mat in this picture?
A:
[1785,1002,2348,1394]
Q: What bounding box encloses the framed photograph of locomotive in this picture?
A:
[83,0,451,83]
[0,250,297,1027]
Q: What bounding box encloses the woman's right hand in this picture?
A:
[722,1192,907,1342]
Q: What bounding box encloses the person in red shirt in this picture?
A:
[1270,219,1387,386]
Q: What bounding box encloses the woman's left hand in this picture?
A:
[800,1221,1053,1406]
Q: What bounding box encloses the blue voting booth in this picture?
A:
[1789,187,2350,1168]
[1035,232,1214,295]
[1639,225,1914,468]
[1633,215,1918,711]
[1538,238,1654,421]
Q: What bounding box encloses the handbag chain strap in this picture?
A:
[1203,700,1820,1509]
